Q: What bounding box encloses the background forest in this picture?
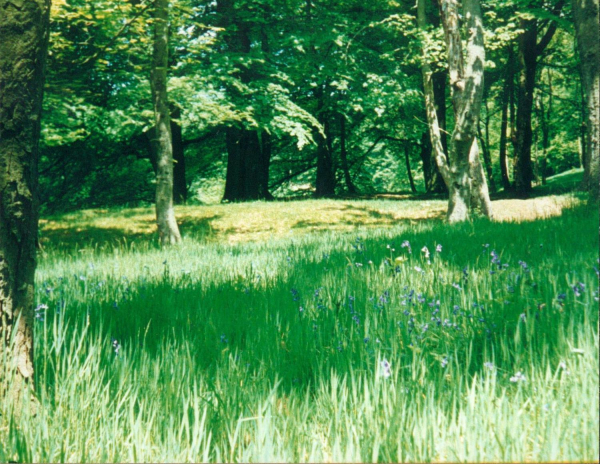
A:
[41,0,588,212]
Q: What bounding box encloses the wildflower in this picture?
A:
[416,293,425,304]
[290,288,300,301]
[510,371,526,383]
[220,334,228,344]
[441,357,448,368]
[519,313,527,322]
[484,362,495,370]
[452,282,462,291]
[111,338,121,357]
[421,246,430,259]
[414,266,423,273]
[556,293,567,302]
[401,240,412,254]
[34,304,48,321]
[380,359,392,379]
[572,282,585,297]
[436,244,442,253]
[518,260,530,272]
[421,323,429,333]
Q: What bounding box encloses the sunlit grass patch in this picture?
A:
[39,194,581,250]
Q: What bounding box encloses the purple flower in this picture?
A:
[519,313,527,322]
[401,240,412,254]
[441,357,448,368]
[436,244,442,253]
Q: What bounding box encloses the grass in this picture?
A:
[1,195,598,462]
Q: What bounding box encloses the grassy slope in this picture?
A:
[1,193,598,462]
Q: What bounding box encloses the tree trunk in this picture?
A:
[513,1,565,197]
[315,117,336,197]
[478,123,496,193]
[0,0,51,410]
[151,0,181,245]
[217,0,273,202]
[404,142,417,193]
[339,114,357,194]
[223,128,271,201]
[418,0,491,222]
[514,21,537,197]
[573,0,599,198]
[499,49,513,191]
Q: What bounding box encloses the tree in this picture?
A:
[572,0,599,198]
[0,0,51,408]
[151,0,182,244]
[417,0,492,222]
[513,0,565,196]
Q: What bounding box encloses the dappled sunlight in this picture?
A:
[39,195,581,249]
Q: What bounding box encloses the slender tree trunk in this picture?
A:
[339,114,357,194]
[0,0,51,411]
[404,142,417,193]
[514,22,537,197]
[478,95,496,193]
[315,116,336,197]
[418,0,491,222]
[513,1,565,197]
[573,0,599,198]
[151,0,181,245]
[499,49,513,191]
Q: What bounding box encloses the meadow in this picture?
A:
[1,192,599,462]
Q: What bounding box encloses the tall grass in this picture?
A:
[1,200,598,462]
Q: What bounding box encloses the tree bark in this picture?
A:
[418,0,492,221]
[513,1,565,197]
[499,49,513,191]
[0,0,51,410]
[217,0,273,202]
[315,116,336,197]
[151,0,181,245]
[573,0,599,198]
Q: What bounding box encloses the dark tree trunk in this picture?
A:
[223,128,272,201]
[170,107,187,204]
[478,119,497,193]
[573,0,599,198]
[217,0,272,202]
[430,71,449,193]
[151,0,181,245]
[514,21,537,197]
[339,114,357,194]
[0,0,51,410]
[513,1,564,197]
[404,142,417,193]
[499,49,513,191]
[315,117,336,197]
